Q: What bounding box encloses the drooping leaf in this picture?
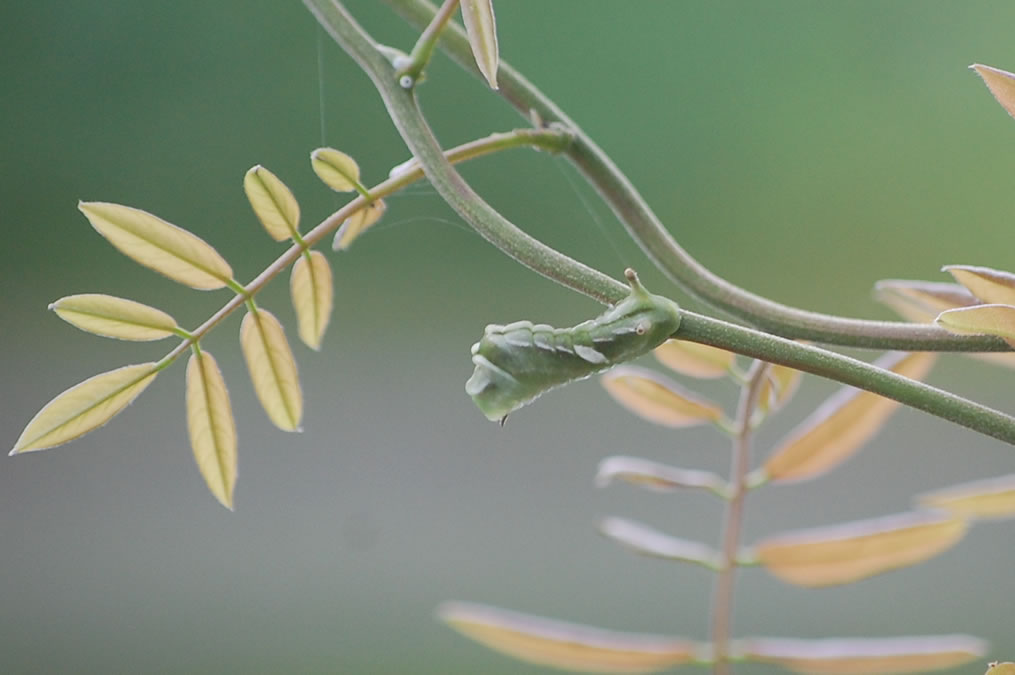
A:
[460,0,499,89]
[239,309,303,432]
[971,63,1015,119]
[653,339,735,379]
[917,474,1015,520]
[50,294,179,341]
[438,602,697,673]
[759,352,937,483]
[944,264,1015,306]
[78,202,233,290]
[874,279,978,323]
[311,147,361,192]
[332,199,388,250]
[186,351,237,510]
[290,250,334,350]
[599,517,721,569]
[243,165,300,241]
[739,634,986,675]
[186,349,237,507]
[936,304,1015,345]
[601,366,725,428]
[754,511,967,588]
[11,363,159,454]
[595,456,727,496]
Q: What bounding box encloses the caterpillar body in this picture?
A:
[466,269,682,423]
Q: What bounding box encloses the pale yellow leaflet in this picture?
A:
[332,199,387,250]
[653,339,735,379]
[760,352,937,483]
[438,602,696,673]
[243,165,300,241]
[310,147,361,192]
[79,202,233,290]
[918,474,1015,520]
[12,363,159,453]
[601,366,724,428]
[944,264,1015,306]
[740,635,986,675]
[971,63,1015,119]
[240,309,303,432]
[290,251,334,350]
[599,517,720,569]
[186,351,238,510]
[51,294,179,341]
[936,304,1015,345]
[755,511,966,588]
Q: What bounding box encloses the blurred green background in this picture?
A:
[3,2,1015,673]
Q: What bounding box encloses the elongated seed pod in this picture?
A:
[466,269,682,422]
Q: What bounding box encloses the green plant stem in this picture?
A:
[379,0,1011,355]
[155,126,572,370]
[710,362,768,675]
[397,0,459,86]
[305,0,1015,448]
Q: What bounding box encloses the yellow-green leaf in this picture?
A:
[186,351,237,510]
[50,294,179,341]
[311,147,361,192]
[438,602,696,673]
[461,0,499,89]
[290,250,334,350]
[987,663,1015,675]
[755,511,967,588]
[243,164,300,241]
[917,474,1015,520]
[653,339,735,379]
[79,202,233,290]
[600,517,721,569]
[971,63,1015,119]
[936,304,1015,344]
[12,362,159,454]
[332,199,387,250]
[944,264,1015,305]
[595,456,726,495]
[240,309,303,431]
[760,352,937,483]
[874,279,978,323]
[601,366,725,428]
[739,635,986,675]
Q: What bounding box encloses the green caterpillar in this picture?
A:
[466,269,682,423]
